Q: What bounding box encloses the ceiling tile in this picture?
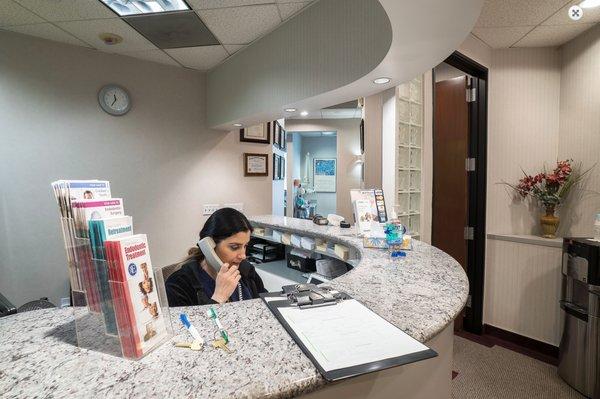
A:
[223,44,245,55]
[57,18,156,53]
[165,45,228,70]
[276,0,310,3]
[197,4,281,44]
[278,2,310,21]
[0,0,44,27]
[4,22,92,47]
[187,0,273,10]
[14,0,116,22]
[122,49,181,66]
[543,2,600,25]
[472,26,533,48]
[124,11,219,49]
[475,0,567,27]
[513,23,596,47]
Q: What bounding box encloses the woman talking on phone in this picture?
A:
[165,208,266,306]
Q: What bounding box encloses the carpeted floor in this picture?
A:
[451,336,586,399]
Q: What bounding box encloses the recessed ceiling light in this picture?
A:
[300,111,309,116]
[99,33,123,45]
[233,123,243,127]
[373,77,391,85]
[580,0,600,8]
[284,108,297,112]
[100,0,189,17]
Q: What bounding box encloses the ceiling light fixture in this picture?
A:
[580,0,600,8]
[373,77,391,85]
[99,33,123,45]
[284,108,297,112]
[300,111,309,116]
[233,123,243,127]
[100,0,189,17]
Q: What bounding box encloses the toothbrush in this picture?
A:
[179,313,203,342]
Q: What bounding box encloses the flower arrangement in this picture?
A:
[505,159,592,238]
[514,160,583,207]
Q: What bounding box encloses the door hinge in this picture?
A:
[464,226,474,241]
[465,157,476,172]
[466,87,477,102]
[466,295,472,308]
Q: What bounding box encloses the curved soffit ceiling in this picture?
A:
[207,0,484,130]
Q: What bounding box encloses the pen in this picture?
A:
[179,313,203,342]
[207,306,229,344]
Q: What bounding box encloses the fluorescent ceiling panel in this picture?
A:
[101,0,189,16]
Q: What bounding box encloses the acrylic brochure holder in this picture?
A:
[60,216,172,359]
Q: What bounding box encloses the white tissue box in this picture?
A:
[291,234,302,248]
[272,230,282,243]
[300,236,316,251]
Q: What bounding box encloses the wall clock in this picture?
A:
[98,84,131,116]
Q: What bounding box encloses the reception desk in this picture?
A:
[0,216,468,398]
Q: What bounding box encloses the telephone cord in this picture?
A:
[238,282,243,301]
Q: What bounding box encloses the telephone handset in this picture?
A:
[198,237,223,273]
[198,236,245,301]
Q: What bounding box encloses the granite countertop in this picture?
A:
[0,215,468,399]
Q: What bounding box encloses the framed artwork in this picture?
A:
[313,158,336,192]
[278,155,286,179]
[243,153,268,176]
[279,127,287,150]
[240,122,270,144]
[273,121,280,148]
[273,154,280,180]
[360,119,365,155]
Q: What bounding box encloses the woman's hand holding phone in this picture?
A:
[211,263,241,304]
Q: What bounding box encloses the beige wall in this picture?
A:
[485,239,562,346]
[363,94,383,189]
[285,119,362,222]
[487,48,562,235]
[0,31,272,307]
[558,23,600,237]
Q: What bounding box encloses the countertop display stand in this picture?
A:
[59,216,172,359]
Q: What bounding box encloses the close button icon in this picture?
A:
[569,5,583,21]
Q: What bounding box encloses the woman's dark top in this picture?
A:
[165,259,267,306]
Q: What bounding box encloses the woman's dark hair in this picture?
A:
[183,208,253,262]
[200,207,253,244]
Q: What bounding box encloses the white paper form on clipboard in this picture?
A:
[263,295,437,381]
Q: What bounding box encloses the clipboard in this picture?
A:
[260,291,437,381]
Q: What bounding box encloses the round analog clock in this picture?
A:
[98,85,131,116]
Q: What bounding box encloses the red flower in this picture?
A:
[546,173,560,185]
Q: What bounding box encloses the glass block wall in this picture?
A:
[395,76,423,238]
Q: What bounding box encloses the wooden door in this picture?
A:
[433,76,469,329]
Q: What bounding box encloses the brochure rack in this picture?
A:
[59,216,172,359]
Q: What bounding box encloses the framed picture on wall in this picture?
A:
[313,158,336,192]
[279,127,287,151]
[273,122,281,148]
[360,119,365,155]
[244,153,268,176]
[273,154,280,180]
[240,122,270,144]
[279,155,286,179]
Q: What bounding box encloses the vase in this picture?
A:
[540,205,559,239]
